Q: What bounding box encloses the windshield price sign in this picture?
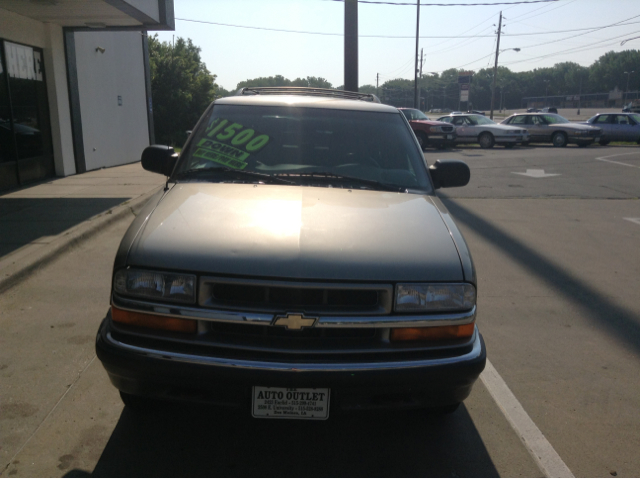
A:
[193,118,271,170]
[252,387,330,420]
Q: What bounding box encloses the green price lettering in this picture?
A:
[206,118,227,137]
[203,117,270,155]
[231,128,254,146]
[245,134,269,152]
[217,123,243,141]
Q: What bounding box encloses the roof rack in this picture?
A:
[235,86,381,103]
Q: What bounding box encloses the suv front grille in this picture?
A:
[199,277,393,315]
[441,126,454,132]
[208,321,376,339]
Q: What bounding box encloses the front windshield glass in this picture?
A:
[177,104,431,192]
[543,114,570,124]
[401,109,430,121]
[468,115,495,126]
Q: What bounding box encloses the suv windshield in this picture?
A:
[401,109,430,121]
[177,104,431,191]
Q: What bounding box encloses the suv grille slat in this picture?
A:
[200,277,393,315]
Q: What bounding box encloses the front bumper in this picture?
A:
[568,135,598,144]
[426,132,457,146]
[96,315,486,411]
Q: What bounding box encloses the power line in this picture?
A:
[506,0,576,23]
[512,13,640,51]
[175,17,640,39]
[503,29,640,66]
[328,0,559,6]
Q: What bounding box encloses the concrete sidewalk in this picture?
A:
[0,162,165,294]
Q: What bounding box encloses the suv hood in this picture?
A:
[126,183,464,282]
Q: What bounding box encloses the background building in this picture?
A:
[0,0,174,191]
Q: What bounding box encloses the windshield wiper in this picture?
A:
[175,167,296,185]
[275,172,407,193]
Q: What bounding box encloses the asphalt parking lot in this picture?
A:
[1,144,639,477]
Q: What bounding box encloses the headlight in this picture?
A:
[395,283,475,312]
[114,269,196,304]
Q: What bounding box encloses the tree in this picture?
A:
[236,75,333,89]
[358,84,378,95]
[148,35,220,146]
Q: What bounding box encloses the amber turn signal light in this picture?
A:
[390,322,475,341]
[111,306,197,333]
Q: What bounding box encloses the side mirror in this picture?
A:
[429,159,470,189]
[141,145,178,176]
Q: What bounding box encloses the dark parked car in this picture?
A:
[398,107,457,149]
[582,112,640,145]
[541,107,558,114]
[502,113,601,147]
[96,86,485,419]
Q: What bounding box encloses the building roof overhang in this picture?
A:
[0,0,174,31]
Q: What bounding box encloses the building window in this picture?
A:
[0,39,54,191]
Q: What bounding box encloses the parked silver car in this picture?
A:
[501,113,601,147]
[96,87,485,419]
[582,112,640,145]
[437,114,530,148]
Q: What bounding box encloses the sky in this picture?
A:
[156,0,640,92]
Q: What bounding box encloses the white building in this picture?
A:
[0,0,174,191]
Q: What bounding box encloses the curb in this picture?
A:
[0,186,163,295]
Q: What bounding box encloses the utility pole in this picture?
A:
[419,49,424,110]
[376,73,379,98]
[489,11,502,120]
[344,0,358,92]
[413,0,420,108]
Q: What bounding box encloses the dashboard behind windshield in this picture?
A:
[178,104,432,191]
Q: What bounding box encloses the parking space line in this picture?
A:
[481,359,574,478]
[624,218,640,226]
[595,153,640,168]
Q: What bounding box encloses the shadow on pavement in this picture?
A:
[442,198,640,356]
[0,198,129,257]
[65,402,499,477]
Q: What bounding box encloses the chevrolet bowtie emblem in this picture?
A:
[273,313,317,330]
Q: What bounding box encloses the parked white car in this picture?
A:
[437,114,530,149]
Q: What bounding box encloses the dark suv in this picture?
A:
[96,87,485,420]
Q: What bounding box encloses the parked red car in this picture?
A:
[398,108,457,150]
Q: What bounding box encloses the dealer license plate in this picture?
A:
[252,387,330,420]
[446,134,453,139]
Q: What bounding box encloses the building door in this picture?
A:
[0,39,54,191]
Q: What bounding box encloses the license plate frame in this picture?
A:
[446,134,453,140]
[252,387,330,420]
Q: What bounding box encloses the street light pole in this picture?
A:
[624,71,634,105]
[544,80,550,105]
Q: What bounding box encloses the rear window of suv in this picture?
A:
[178,104,432,191]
